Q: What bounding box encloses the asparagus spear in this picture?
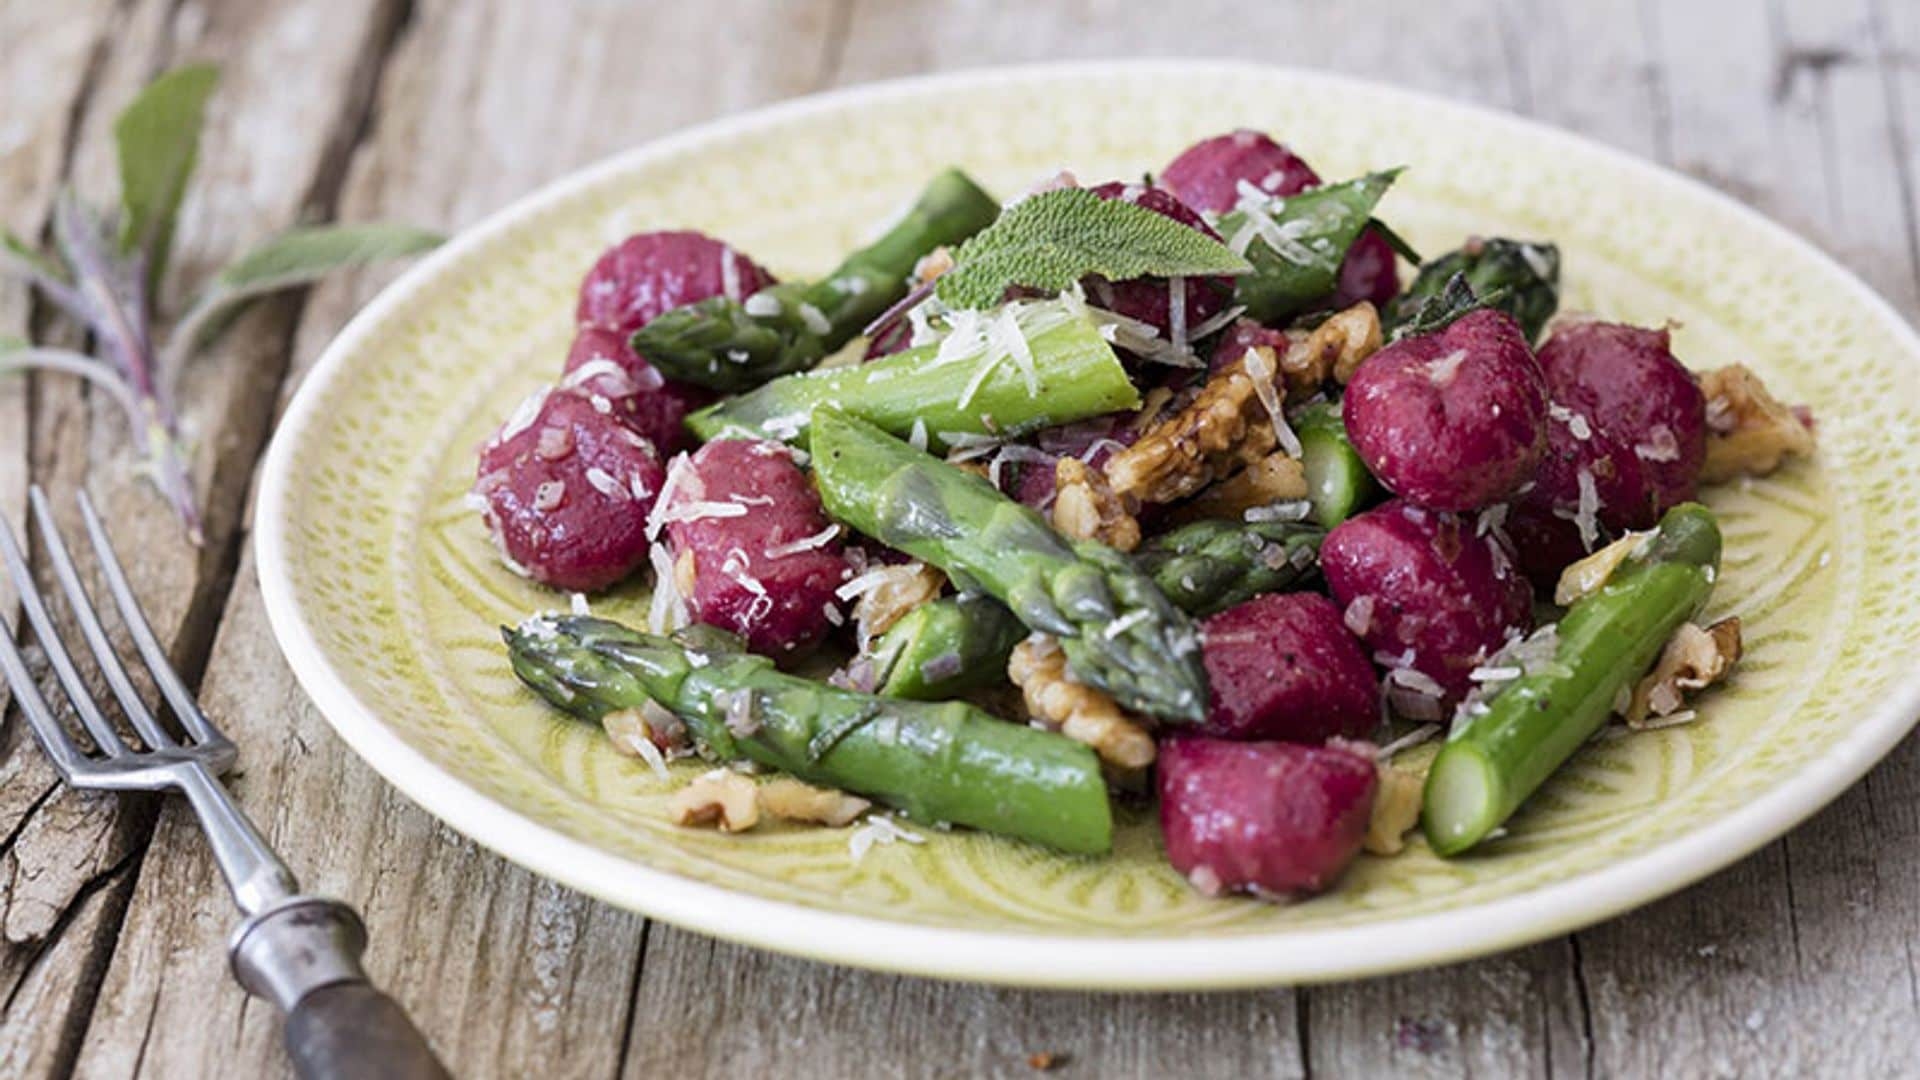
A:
[810,409,1208,723]
[871,592,1027,700]
[1422,504,1722,855]
[1387,237,1560,343]
[686,297,1140,446]
[506,615,1113,854]
[631,169,1001,391]
[1135,518,1325,618]
[1294,402,1378,527]
[1218,171,1401,324]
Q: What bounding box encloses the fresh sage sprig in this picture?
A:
[0,64,442,544]
[934,187,1252,310]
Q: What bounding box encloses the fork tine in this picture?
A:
[0,506,128,754]
[29,487,177,748]
[0,611,87,779]
[75,490,222,744]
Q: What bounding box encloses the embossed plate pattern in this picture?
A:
[257,62,1920,987]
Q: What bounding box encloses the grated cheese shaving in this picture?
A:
[498,386,552,444]
[646,542,689,633]
[1240,347,1302,457]
[848,814,926,861]
[763,524,840,559]
[645,453,694,540]
[585,467,630,501]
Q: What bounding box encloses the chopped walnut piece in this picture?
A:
[911,245,955,285]
[756,778,871,827]
[1698,365,1815,482]
[1365,762,1426,856]
[1553,530,1651,606]
[601,705,682,760]
[1051,456,1141,550]
[1008,635,1156,770]
[1166,451,1308,525]
[853,562,946,643]
[1299,301,1384,387]
[667,769,761,832]
[1626,617,1742,727]
[1103,351,1279,508]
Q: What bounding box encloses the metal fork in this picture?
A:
[0,488,448,1080]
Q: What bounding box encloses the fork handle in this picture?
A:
[231,896,450,1080]
[286,982,449,1080]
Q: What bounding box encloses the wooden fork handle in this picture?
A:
[231,896,450,1080]
[286,980,450,1080]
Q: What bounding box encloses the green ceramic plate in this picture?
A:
[257,62,1920,988]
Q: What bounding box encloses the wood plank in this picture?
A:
[628,934,1302,1080]
[0,3,146,1077]
[834,0,1521,106]
[0,0,415,1074]
[73,1,855,1075]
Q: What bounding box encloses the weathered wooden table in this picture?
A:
[3,1,1916,1075]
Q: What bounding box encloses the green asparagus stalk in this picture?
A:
[1135,519,1325,618]
[686,297,1140,446]
[810,409,1208,723]
[1219,170,1401,324]
[1293,402,1377,527]
[506,615,1113,854]
[872,592,1027,700]
[632,169,1001,391]
[1422,504,1723,855]
[1387,237,1559,343]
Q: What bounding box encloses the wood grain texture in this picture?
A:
[68,2,855,1077]
[0,2,147,1076]
[1,0,411,1074]
[2,1,1918,1077]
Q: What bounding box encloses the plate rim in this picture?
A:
[255,58,1920,989]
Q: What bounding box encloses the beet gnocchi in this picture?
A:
[489,128,1808,900]
[474,388,665,592]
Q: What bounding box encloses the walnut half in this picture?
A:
[1103,350,1280,508]
[1166,450,1308,525]
[1625,617,1743,727]
[1699,365,1815,482]
[1301,300,1383,387]
[1008,635,1156,770]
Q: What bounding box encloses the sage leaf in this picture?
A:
[1388,237,1559,343]
[1219,170,1400,323]
[1,228,66,284]
[1390,271,1501,341]
[935,188,1251,310]
[114,63,219,290]
[1368,217,1423,266]
[175,222,443,351]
